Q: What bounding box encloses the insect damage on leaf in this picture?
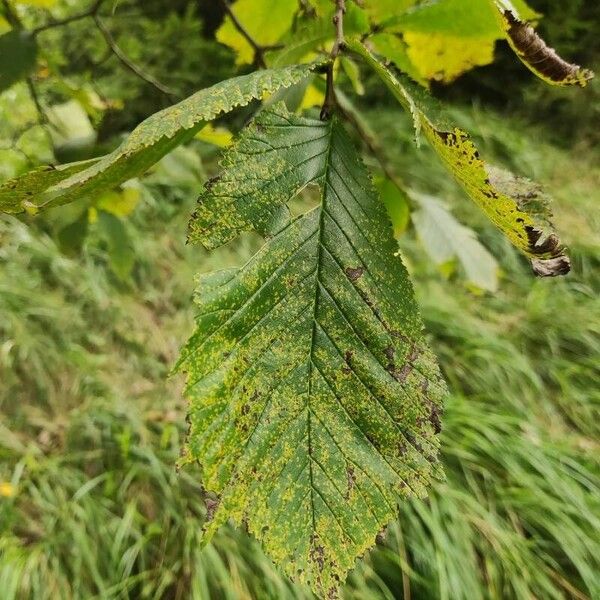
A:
[179,104,446,596]
[0,62,325,214]
[496,4,594,87]
[347,39,570,277]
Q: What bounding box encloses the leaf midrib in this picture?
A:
[306,117,335,552]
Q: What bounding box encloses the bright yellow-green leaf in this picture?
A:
[404,31,496,83]
[217,0,298,65]
[349,39,570,277]
[364,0,418,23]
[195,124,233,148]
[96,186,140,218]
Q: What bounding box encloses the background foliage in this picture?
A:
[0,0,598,598]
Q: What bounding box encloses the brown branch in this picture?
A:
[32,0,104,35]
[320,0,346,121]
[93,15,177,100]
[218,0,271,69]
[330,0,346,59]
[1,0,19,28]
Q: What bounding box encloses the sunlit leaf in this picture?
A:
[217,0,298,65]
[403,31,495,83]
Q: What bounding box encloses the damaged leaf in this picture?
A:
[348,39,570,277]
[0,62,324,214]
[492,1,595,87]
[179,104,446,596]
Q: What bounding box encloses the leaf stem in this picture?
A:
[32,0,105,36]
[320,0,346,121]
[94,15,177,99]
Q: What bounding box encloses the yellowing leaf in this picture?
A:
[15,0,56,6]
[217,0,298,65]
[349,39,570,277]
[195,124,233,148]
[404,31,496,83]
[299,82,325,109]
[96,186,140,218]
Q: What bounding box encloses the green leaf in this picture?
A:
[0,159,99,214]
[0,62,324,214]
[180,104,446,596]
[376,177,411,237]
[411,192,499,292]
[267,4,369,67]
[0,30,38,92]
[97,211,135,281]
[377,0,540,83]
[348,39,570,277]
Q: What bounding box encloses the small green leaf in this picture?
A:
[0,62,324,214]
[0,30,38,92]
[376,177,411,237]
[348,39,570,277]
[411,192,499,292]
[180,104,446,596]
[57,211,89,256]
[97,211,135,281]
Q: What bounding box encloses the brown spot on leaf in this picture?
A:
[429,404,442,434]
[204,496,220,522]
[346,466,355,498]
[311,537,325,572]
[342,350,353,374]
[345,266,364,281]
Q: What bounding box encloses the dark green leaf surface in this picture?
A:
[0,30,38,92]
[0,62,323,214]
[180,105,446,596]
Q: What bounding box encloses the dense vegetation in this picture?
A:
[0,0,598,598]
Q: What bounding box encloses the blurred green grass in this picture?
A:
[0,100,599,600]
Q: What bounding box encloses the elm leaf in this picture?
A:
[179,104,446,596]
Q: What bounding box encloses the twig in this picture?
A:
[32,0,104,35]
[218,0,270,69]
[1,0,20,28]
[93,15,177,99]
[330,0,346,59]
[320,0,346,121]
